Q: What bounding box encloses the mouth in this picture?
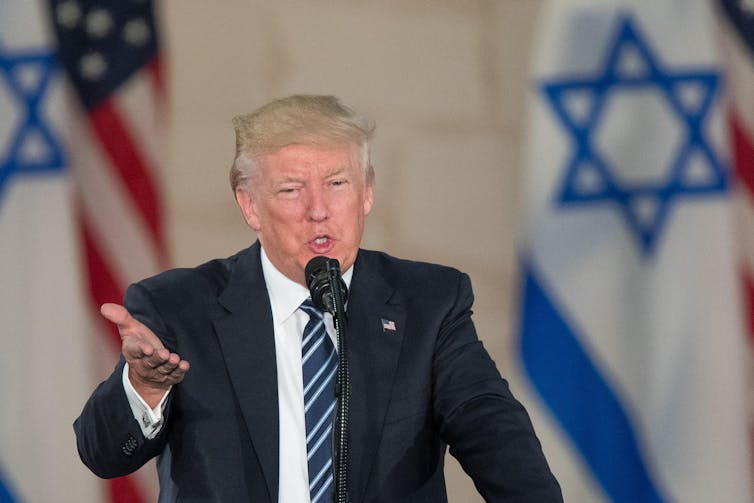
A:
[308,235,334,253]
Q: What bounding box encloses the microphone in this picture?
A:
[304,256,348,314]
[305,255,351,503]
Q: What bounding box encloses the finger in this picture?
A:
[100,303,133,327]
[105,305,165,352]
[133,357,190,387]
[153,355,189,377]
[121,337,156,360]
[162,359,190,384]
[154,353,181,374]
[141,346,171,369]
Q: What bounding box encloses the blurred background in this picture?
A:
[1,0,752,502]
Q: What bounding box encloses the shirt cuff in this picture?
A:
[122,362,171,440]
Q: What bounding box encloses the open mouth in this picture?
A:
[309,235,334,253]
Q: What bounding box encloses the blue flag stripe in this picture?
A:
[519,260,667,503]
[0,467,17,503]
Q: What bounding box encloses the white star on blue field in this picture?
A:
[0,39,66,205]
[541,14,726,256]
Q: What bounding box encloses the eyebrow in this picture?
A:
[269,166,354,187]
[274,175,304,184]
[274,167,348,182]
[324,168,347,178]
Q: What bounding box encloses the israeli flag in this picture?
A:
[0,2,101,501]
[518,1,752,502]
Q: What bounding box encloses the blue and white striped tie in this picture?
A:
[299,299,337,503]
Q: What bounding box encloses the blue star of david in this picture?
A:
[0,40,66,205]
[541,14,726,256]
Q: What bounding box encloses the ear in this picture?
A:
[363,180,374,216]
[235,186,261,231]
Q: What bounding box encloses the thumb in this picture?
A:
[100,303,133,327]
[101,303,163,349]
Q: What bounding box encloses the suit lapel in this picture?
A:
[212,243,279,502]
[347,252,406,502]
[208,246,406,502]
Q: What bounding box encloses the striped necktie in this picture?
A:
[299,299,338,503]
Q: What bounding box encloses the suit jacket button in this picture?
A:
[122,434,138,456]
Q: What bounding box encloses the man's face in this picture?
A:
[235,143,374,285]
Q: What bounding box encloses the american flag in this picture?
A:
[49,0,168,501]
[381,318,396,332]
[717,0,754,484]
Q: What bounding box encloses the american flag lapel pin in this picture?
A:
[381,318,396,332]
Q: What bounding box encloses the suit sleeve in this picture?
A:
[73,283,173,478]
[432,272,563,503]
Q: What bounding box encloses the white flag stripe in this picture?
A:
[66,105,163,286]
[733,188,754,277]
[116,69,166,189]
[0,180,102,503]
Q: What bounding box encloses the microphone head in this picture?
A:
[304,256,348,314]
[305,256,330,290]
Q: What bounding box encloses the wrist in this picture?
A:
[129,369,169,409]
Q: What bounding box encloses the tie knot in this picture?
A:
[300,298,324,321]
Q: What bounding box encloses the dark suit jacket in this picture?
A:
[75,243,562,502]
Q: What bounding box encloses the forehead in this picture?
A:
[258,144,360,176]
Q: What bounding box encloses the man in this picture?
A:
[75,95,562,502]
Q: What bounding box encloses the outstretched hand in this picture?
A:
[100,303,190,408]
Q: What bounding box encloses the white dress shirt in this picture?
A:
[123,247,351,503]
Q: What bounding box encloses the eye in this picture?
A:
[331,179,348,187]
[276,185,301,198]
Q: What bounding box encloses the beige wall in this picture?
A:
[160,1,544,500]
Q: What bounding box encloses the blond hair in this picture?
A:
[230,95,375,192]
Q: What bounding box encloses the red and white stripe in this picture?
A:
[716,5,754,482]
[65,56,168,503]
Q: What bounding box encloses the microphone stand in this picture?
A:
[327,261,350,503]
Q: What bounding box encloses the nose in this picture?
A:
[306,186,328,222]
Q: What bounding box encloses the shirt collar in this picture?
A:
[260,246,354,327]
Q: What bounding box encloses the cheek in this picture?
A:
[266,205,307,237]
[267,198,303,221]
[345,203,368,238]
